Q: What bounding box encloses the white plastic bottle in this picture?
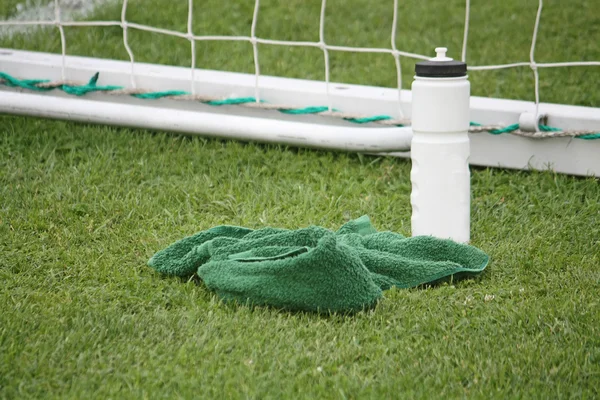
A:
[410,47,471,243]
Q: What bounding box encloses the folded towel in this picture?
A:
[148,216,489,313]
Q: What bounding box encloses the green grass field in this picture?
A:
[1,0,600,398]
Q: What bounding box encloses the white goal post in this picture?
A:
[0,0,599,176]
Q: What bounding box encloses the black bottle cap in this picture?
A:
[415,48,467,78]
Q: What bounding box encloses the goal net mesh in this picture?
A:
[0,0,599,137]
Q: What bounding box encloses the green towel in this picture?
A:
[148,216,489,313]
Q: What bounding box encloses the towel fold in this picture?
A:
[148,216,489,312]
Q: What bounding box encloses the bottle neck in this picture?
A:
[413,75,469,82]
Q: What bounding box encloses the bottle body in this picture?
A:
[410,76,471,243]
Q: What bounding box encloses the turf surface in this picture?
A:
[1,0,599,398]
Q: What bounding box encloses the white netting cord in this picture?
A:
[391,0,404,119]
[121,0,136,88]
[187,0,196,95]
[461,0,470,62]
[251,0,261,103]
[53,0,66,80]
[319,0,332,113]
[529,0,544,130]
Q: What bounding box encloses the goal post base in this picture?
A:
[390,133,599,177]
[1,49,599,176]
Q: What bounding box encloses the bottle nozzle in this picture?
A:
[432,47,453,62]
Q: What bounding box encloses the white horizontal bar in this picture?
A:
[469,133,599,176]
[0,91,413,152]
[469,61,600,71]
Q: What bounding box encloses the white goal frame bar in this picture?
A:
[1,49,599,176]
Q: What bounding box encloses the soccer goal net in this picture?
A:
[0,0,599,175]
